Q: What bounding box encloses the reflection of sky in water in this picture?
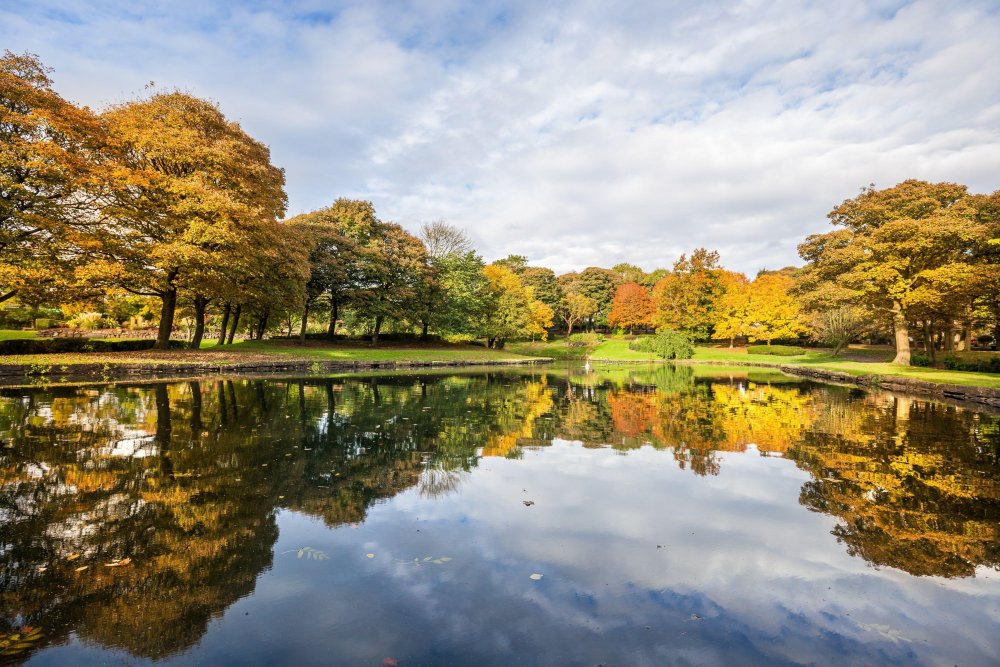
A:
[34,439,998,667]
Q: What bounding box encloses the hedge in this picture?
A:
[746,344,807,356]
[0,338,185,355]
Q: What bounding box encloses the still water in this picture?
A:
[1,365,998,666]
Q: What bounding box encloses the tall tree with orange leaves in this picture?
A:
[608,282,653,333]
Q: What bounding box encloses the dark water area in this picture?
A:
[1,364,999,666]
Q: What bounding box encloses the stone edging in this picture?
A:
[0,356,553,386]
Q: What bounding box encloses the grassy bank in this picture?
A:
[0,334,539,366]
[579,338,1000,389]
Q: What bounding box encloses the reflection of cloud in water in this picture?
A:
[330,442,1000,666]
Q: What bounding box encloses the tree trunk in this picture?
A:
[729,336,734,349]
[256,310,268,340]
[891,301,911,365]
[154,383,173,476]
[372,316,383,344]
[963,326,972,352]
[299,301,310,344]
[565,320,574,345]
[421,320,429,341]
[155,282,178,350]
[326,297,338,340]
[226,304,241,345]
[190,295,208,350]
[218,303,231,345]
[943,322,955,353]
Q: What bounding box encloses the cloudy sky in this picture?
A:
[4,1,999,274]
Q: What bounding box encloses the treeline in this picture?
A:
[2,52,999,362]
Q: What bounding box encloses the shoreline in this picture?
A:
[0,356,554,386]
[675,359,1000,409]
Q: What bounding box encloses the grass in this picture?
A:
[0,337,540,367]
[206,339,536,362]
[505,337,594,361]
[0,329,37,340]
[557,337,1000,389]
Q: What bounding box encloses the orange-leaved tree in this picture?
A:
[608,282,653,333]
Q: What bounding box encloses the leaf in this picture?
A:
[74,565,88,572]
[529,573,543,580]
[366,553,375,559]
[439,557,452,562]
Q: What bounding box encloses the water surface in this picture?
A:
[1,365,999,665]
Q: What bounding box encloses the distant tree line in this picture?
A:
[2,52,998,362]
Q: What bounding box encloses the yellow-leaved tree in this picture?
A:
[747,272,810,345]
[479,264,552,348]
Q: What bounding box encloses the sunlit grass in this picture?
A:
[0,329,37,341]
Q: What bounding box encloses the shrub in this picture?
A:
[939,355,1000,374]
[909,353,932,367]
[567,332,605,347]
[66,312,106,330]
[746,344,806,356]
[629,330,693,360]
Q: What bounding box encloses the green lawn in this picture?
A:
[506,337,594,361]
[0,329,37,341]
[580,338,1000,389]
[207,339,537,362]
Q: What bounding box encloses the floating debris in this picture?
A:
[529,573,543,581]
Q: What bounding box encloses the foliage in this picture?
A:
[559,292,597,338]
[745,344,806,356]
[798,180,995,365]
[814,305,870,355]
[608,282,653,332]
[0,337,184,355]
[941,354,1000,374]
[559,267,620,327]
[651,249,724,340]
[746,273,810,344]
[629,330,694,359]
[568,332,605,346]
[478,264,553,348]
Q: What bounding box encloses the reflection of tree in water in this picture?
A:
[552,369,1000,578]
[0,373,559,661]
[789,393,1000,578]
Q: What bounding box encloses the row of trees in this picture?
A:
[3,52,999,363]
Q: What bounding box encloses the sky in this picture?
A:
[3,0,999,275]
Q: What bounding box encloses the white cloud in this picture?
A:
[3,0,998,274]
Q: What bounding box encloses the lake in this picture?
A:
[1,365,999,666]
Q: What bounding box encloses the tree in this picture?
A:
[711,271,752,348]
[0,51,106,305]
[651,249,724,340]
[351,223,430,342]
[479,264,550,348]
[420,220,473,258]
[520,267,564,314]
[95,92,287,349]
[799,180,990,364]
[628,329,693,359]
[608,282,653,333]
[815,305,870,355]
[746,272,810,345]
[559,267,620,328]
[560,292,597,339]
[612,262,646,285]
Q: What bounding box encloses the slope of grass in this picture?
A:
[0,329,37,341]
[505,337,594,361]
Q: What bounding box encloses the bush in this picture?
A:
[629,330,693,360]
[0,338,185,355]
[940,355,1000,374]
[746,344,806,356]
[67,312,108,330]
[567,332,605,347]
[909,353,932,367]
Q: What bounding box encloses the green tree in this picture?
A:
[651,248,724,340]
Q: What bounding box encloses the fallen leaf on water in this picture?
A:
[529,573,543,581]
[366,553,375,559]
[383,658,398,667]
[66,554,80,561]
[74,566,88,572]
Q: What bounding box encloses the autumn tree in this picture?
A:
[560,292,597,339]
[711,271,752,347]
[799,180,991,364]
[520,266,564,314]
[419,222,486,338]
[814,305,870,355]
[608,282,653,333]
[94,92,287,349]
[652,249,724,340]
[479,264,552,348]
[0,51,106,305]
[746,272,810,345]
